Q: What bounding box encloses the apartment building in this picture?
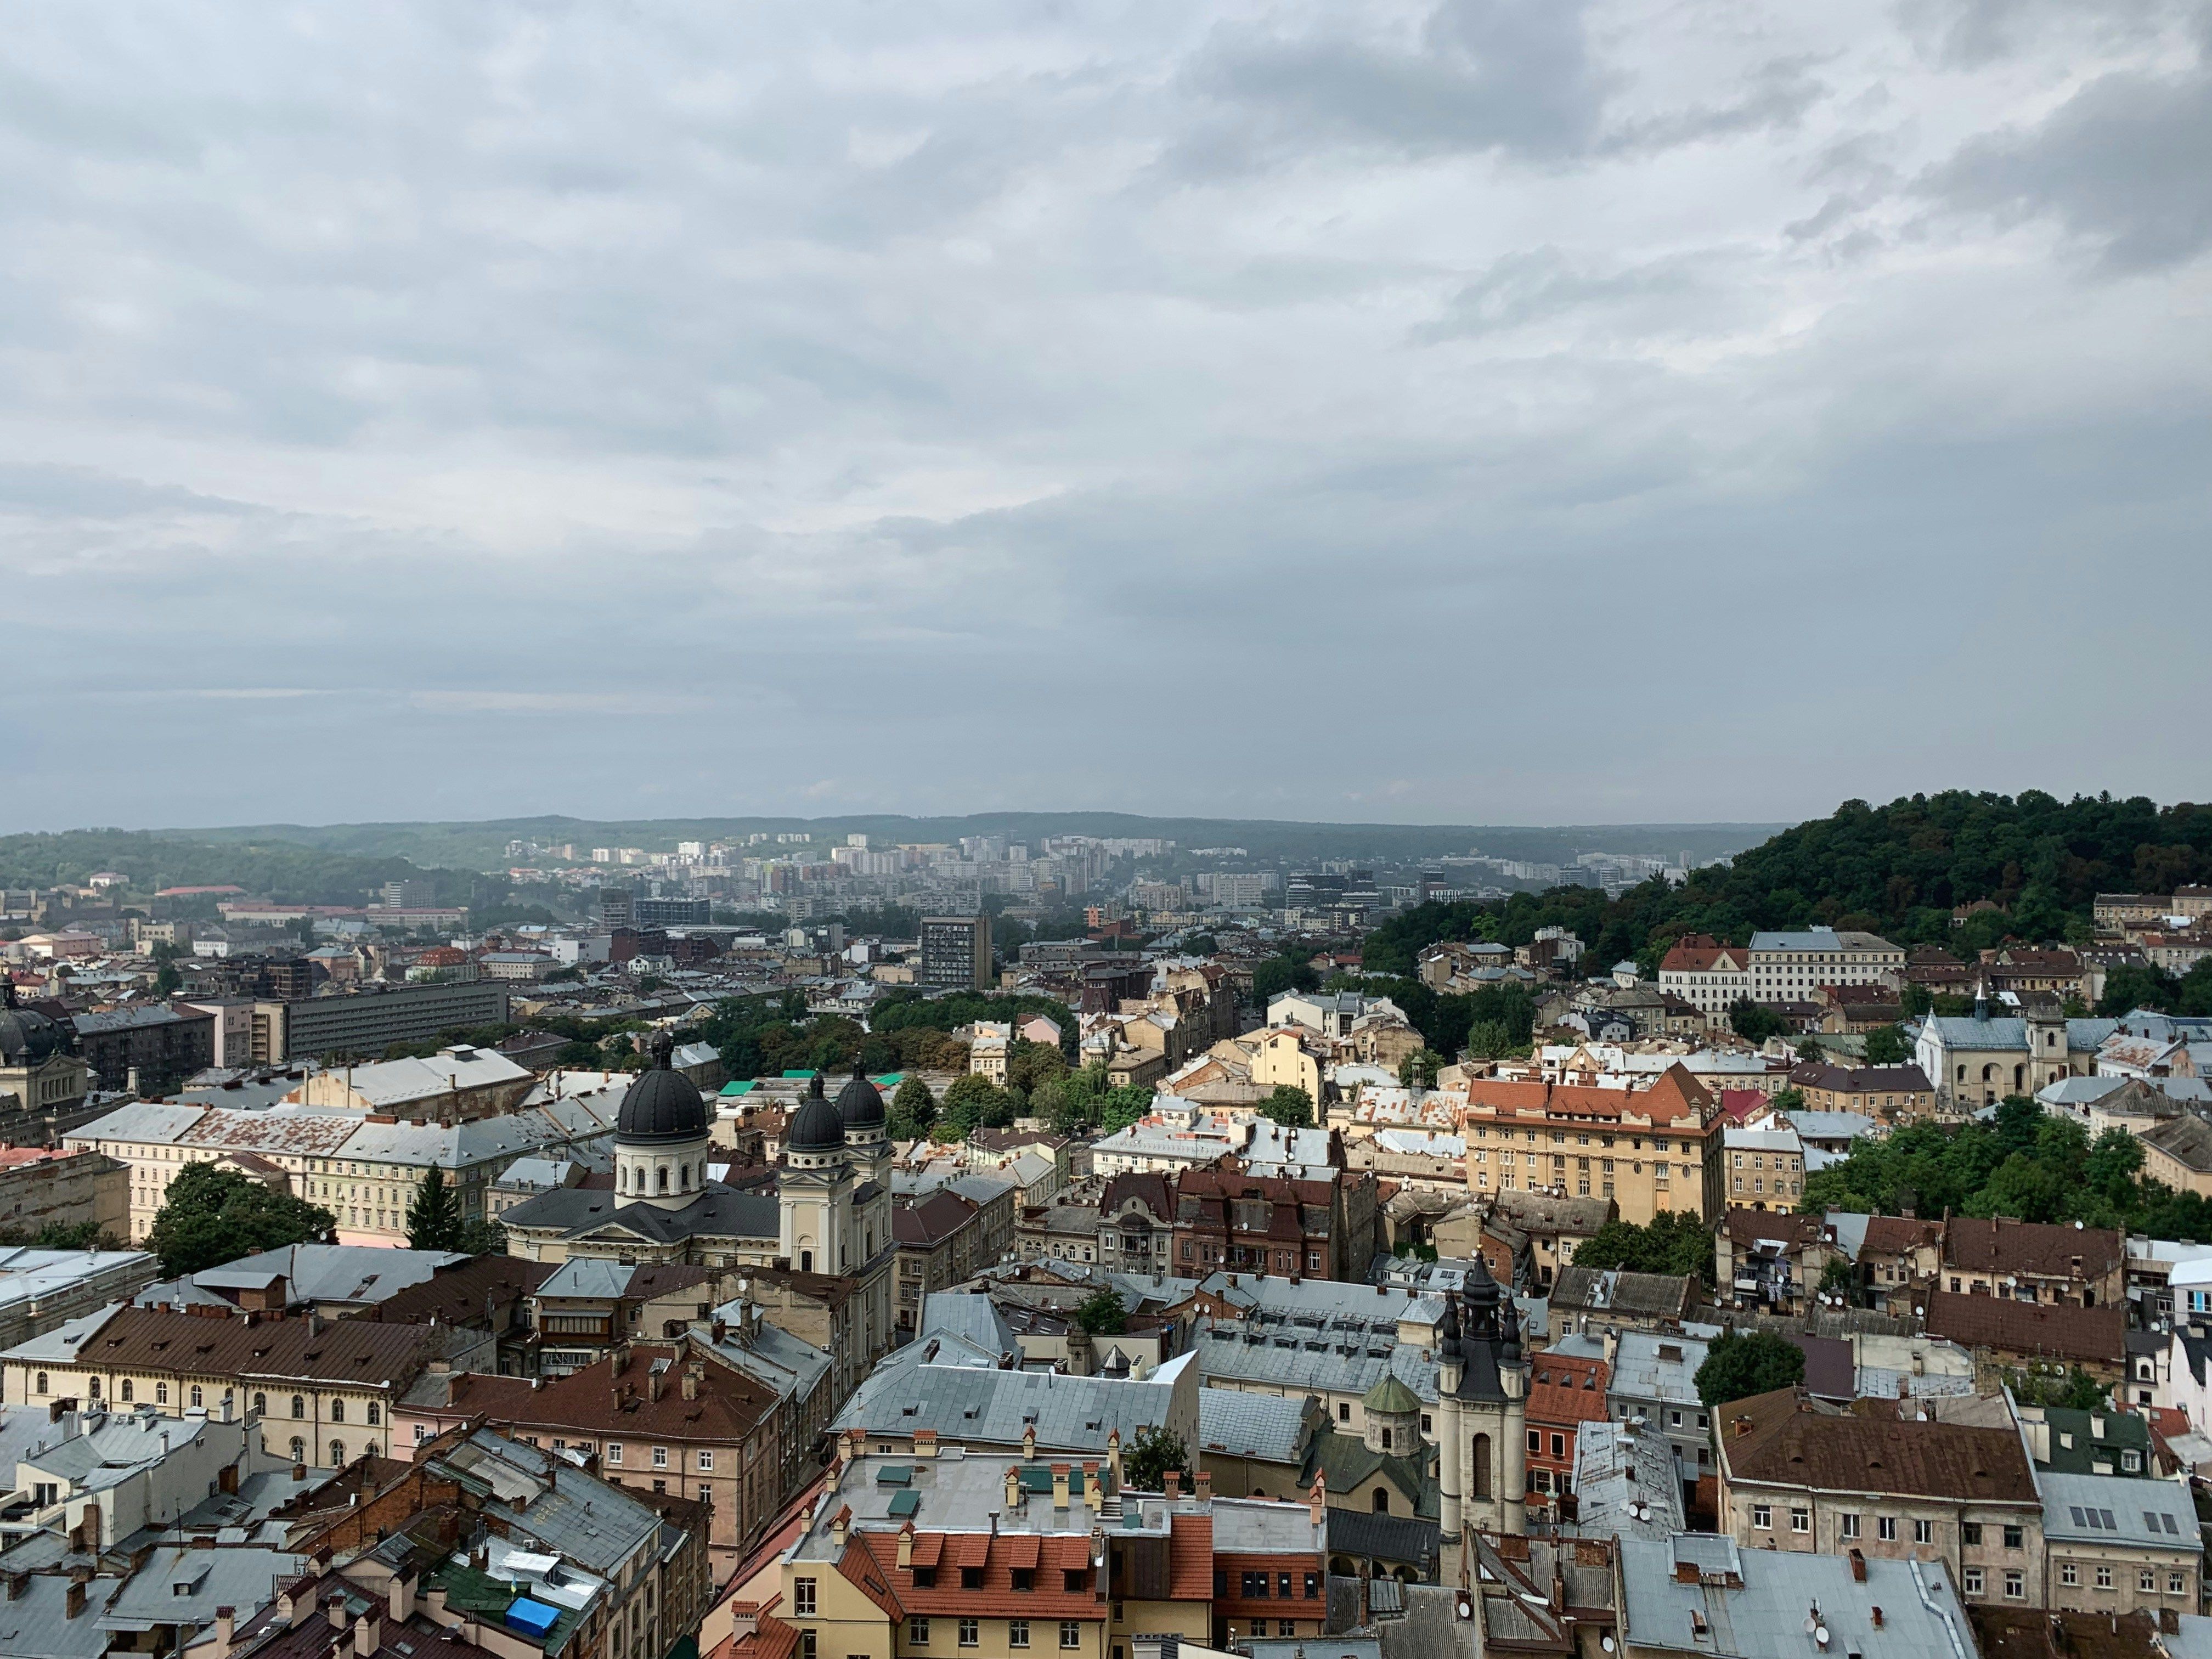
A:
[1746,929,1904,1001]
[70,1003,216,1096]
[917,915,992,992]
[1716,1387,2044,1607]
[1656,935,1751,1025]
[1461,1066,1724,1223]
[255,979,511,1062]
[2,1302,437,1468]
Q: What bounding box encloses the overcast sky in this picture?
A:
[3,1,2208,833]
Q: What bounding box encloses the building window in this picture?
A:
[1878,1517,1897,1541]
[331,1400,345,1423]
[2141,1571,2157,1593]
[2002,1526,2023,1550]
[190,1385,202,1408]
[1527,1430,1541,1453]
[958,1620,979,1648]
[2096,1566,2113,1590]
[1242,1573,1270,1598]
[1338,1403,1350,1422]
[1914,1519,1933,1545]
[1840,1514,1859,1540]
[2061,1563,2078,1588]
[34,1373,46,1395]
[1060,1625,1081,1650]
[1965,1569,1985,1596]
[1791,1509,1810,1534]
[1009,1623,1030,1649]
[608,1444,624,1464]
[1752,1506,1772,1530]
[910,1621,929,1646]
[253,1392,267,1414]
[794,1579,816,1616]
[2005,1572,2024,1600]
[2171,1573,2186,1595]
[698,1451,714,1471]
[1962,1523,1983,1545]
[653,1446,669,1468]
[121,1380,134,1402]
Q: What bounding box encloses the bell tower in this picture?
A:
[1435,1254,1526,1586]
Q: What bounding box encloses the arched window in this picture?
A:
[366,1403,380,1425]
[679,1164,690,1190]
[1470,1434,1492,1500]
[121,1379,134,1402]
[35,1372,48,1395]
[253,1392,267,1415]
[1982,1064,1997,1082]
[1373,1489,1391,1513]
[331,1400,345,1424]
[800,1250,813,1273]
[1380,1427,1392,1451]
[291,1395,306,1419]
[657,1167,669,1192]
[87,1377,100,1400]
[289,1437,305,1462]
[330,1439,345,1466]
[190,1385,202,1408]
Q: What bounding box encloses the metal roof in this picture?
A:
[1618,1536,1974,1659]
[1198,1386,1309,1464]
[194,1243,467,1305]
[1193,1315,1438,1404]
[834,1343,1194,1450]
[2039,1470,2200,1550]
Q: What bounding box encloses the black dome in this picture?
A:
[0,1006,64,1067]
[788,1071,847,1153]
[837,1062,885,1133]
[616,1058,707,1143]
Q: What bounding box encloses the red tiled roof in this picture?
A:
[845,1531,1102,1620]
[1168,1514,1214,1600]
[1660,935,1750,973]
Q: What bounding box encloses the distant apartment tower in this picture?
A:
[600,888,635,929]
[634,895,711,928]
[381,878,435,908]
[917,915,992,993]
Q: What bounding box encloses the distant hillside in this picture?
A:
[0,829,496,910]
[1363,789,2212,979]
[151,812,1782,872]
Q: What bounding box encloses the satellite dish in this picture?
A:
[1602,1639,1616,1654]
[1816,1628,1830,1648]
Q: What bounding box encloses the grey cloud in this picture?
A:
[1929,60,2212,268]
[1172,0,1612,171]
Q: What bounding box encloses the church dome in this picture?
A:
[616,1048,707,1143]
[0,1003,64,1067]
[788,1071,847,1154]
[836,1062,885,1134]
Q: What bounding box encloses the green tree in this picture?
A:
[1099,1085,1155,1135]
[154,962,182,996]
[1695,1329,1807,1407]
[2098,963,2180,1016]
[407,1166,464,1251]
[888,1076,937,1140]
[1398,1049,1444,1089]
[146,1164,336,1278]
[935,1073,1000,1142]
[1124,1424,1190,1492]
[1006,1038,1068,1096]
[456,1218,506,1256]
[1862,1025,1911,1066]
[1075,1288,1128,1335]
[1464,1021,1516,1060]
[1729,1001,1788,1042]
[1795,1034,1825,1062]
[1260,1085,1314,1128]
[1573,1211,1716,1286]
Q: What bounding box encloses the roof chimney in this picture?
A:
[914,1429,938,1459]
[65,1581,86,1620]
[1849,1551,1866,1584]
[1054,1463,1073,1509]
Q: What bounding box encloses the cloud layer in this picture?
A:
[2,0,2208,830]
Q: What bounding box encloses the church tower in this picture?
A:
[612,1036,713,1210]
[781,1072,854,1275]
[835,1061,898,1363]
[1435,1252,1527,1586]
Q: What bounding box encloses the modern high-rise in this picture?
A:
[916,914,991,992]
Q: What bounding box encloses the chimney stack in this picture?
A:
[1005,1468,1022,1511]
[1053,1464,1072,1509]
[1194,1471,1212,1501]
[65,1581,86,1620]
[914,1430,938,1459]
[213,1606,236,1656]
[898,1526,915,1570]
[1162,1469,1178,1500]
[354,1612,376,1657]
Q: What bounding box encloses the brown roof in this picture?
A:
[1859,1216,1942,1256]
[1971,1607,2169,1659]
[1723,1209,1825,1249]
[1942,1217,2123,1282]
[1659,935,1749,973]
[353,1254,557,1327]
[1460,1065,1715,1132]
[2140,1115,2212,1174]
[1717,1386,2038,1503]
[75,1306,437,1389]
[1789,1063,1932,1095]
[414,1340,777,1440]
[895,1190,979,1248]
[623,1263,720,1299]
[1923,1291,2126,1365]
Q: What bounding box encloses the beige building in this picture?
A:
[1721,1125,1804,1209]
[2038,1472,2201,1615]
[1747,928,1904,1001]
[1461,1067,1723,1223]
[1716,1388,2044,1608]
[2,1303,437,1469]
[2137,1115,2212,1198]
[1657,936,1752,1026]
[0,1147,129,1241]
[286,1044,535,1119]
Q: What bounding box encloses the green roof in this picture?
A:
[719,1080,758,1096]
[873,1074,906,1086]
[782,1069,821,1079]
[2034,1408,2153,1476]
[1362,1375,1423,1415]
[877,1465,913,1486]
[887,1489,922,1517]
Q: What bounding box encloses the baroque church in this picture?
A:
[501,1039,895,1366]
